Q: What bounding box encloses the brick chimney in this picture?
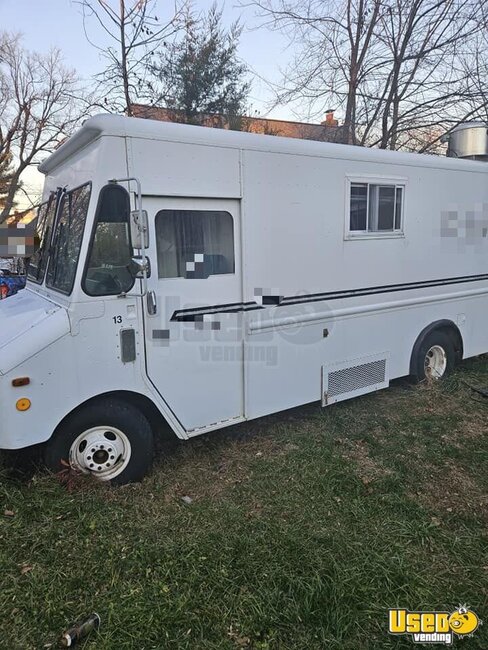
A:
[322,110,338,127]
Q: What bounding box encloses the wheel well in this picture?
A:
[410,319,464,374]
[51,391,177,442]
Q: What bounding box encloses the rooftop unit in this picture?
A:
[443,122,488,161]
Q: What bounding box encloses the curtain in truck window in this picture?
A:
[155,210,235,279]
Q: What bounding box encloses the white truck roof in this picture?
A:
[39,113,488,175]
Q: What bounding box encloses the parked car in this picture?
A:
[0,268,26,299]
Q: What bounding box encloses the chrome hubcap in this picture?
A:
[69,426,131,481]
[424,345,447,379]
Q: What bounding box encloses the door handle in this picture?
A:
[147,290,157,315]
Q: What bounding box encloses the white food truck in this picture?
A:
[1,115,487,484]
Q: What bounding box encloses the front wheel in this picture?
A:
[44,398,154,485]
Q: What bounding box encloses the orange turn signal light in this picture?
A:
[16,398,31,412]
[12,377,30,388]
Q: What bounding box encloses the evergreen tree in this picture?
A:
[151,4,250,126]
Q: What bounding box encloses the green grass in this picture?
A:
[1,358,487,649]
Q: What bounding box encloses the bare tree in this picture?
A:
[371,0,487,150]
[248,0,385,144]
[250,0,488,151]
[0,33,89,224]
[77,0,186,115]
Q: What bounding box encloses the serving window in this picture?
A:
[348,180,405,238]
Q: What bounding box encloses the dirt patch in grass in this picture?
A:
[149,427,302,504]
[337,438,394,485]
[440,417,487,446]
[410,460,488,521]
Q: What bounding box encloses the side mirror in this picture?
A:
[130,209,149,249]
[128,256,151,279]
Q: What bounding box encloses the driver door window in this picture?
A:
[83,184,135,296]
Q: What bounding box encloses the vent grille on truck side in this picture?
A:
[322,353,389,406]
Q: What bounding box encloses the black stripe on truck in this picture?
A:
[170,272,488,321]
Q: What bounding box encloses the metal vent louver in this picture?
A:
[322,353,389,406]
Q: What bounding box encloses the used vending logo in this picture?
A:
[388,606,481,644]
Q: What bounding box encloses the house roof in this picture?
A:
[131,103,345,143]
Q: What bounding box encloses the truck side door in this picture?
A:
[143,197,244,433]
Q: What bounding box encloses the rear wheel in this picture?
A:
[44,398,153,485]
[411,330,456,382]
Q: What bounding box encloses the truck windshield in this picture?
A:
[27,194,57,283]
[46,183,91,294]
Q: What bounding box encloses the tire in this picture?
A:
[411,329,456,383]
[44,398,154,485]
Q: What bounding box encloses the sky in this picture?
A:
[0,0,297,110]
[1,0,301,208]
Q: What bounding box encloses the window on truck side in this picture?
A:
[83,184,135,297]
[155,210,235,279]
[349,182,404,234]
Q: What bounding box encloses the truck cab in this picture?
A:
[0,114,245,484]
